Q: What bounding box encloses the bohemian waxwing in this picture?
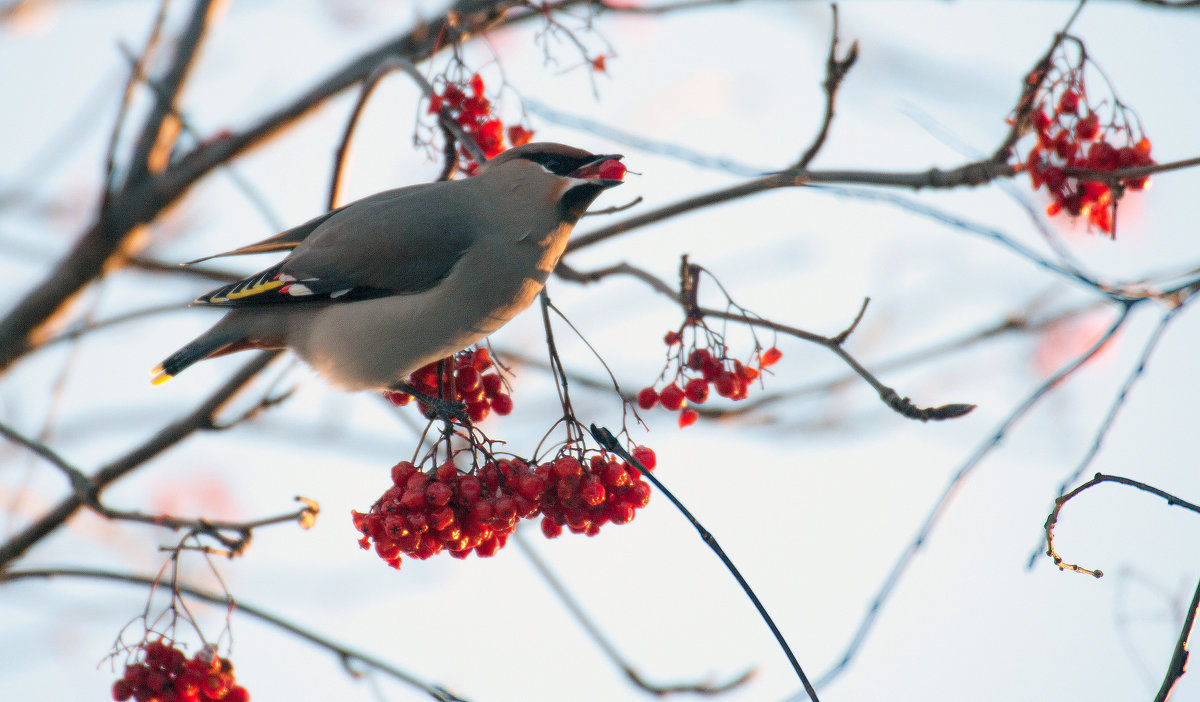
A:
[152,143,625,391]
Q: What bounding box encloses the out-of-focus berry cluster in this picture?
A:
[1014,45,1155,236]
[352,447,656,570]
[427,73,534,175]
[112,640,248,702]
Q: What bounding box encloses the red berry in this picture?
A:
[470,73,485,97]
[384,390,412,406]
[659,384,686,411]
[678,409,699,428]
[664,331,681,346]
[481,373,503,396]
[684,377,709,403]
[760,347,783,367]
[426,482,453,507]
[458,475,482,502]
[636,386,659,410]
[541,517,563,539]
[441,84,465,107]
[490,393,513,415]
[455,367,480,393]
[580,480,606,506]
[1076,113,1100,141]
[467,401,490,423]
[1057,90,1079,115]
[435,461,457,483]
[714,373,738,398]
[1032,109,1051,131]
[553,456,583,478]
[631,446,656,471]
[507,125,534,147]
[112,680,134,702]
[597,159,626,181]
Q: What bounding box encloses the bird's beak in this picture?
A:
[569,154,626,187]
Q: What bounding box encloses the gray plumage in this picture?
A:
[154,143,624,391]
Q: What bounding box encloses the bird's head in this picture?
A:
[477,143,626,223]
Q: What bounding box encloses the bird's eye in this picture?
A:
[542,157,564,172]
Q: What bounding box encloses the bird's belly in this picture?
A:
[290,271,547,391]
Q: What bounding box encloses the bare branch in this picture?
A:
[514,530,755,696]
[0,567,468,702]
[0,351,280,569]
[1044,473,1200,578]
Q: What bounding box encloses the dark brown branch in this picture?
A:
[0,351,280,569]
[0,567,467,702]
[1062,155,1200,186]
[1154,576,1200,702]
[557,260,975,421]
[1043,473,1200,578]
[565,160,1016,254]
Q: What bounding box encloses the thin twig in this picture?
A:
[1028,302,1189,568]
[557,260,975,421]
[0,567,469,702]
[794,4,858,170]
[0,351,281,569]
[1043,473,1200,578]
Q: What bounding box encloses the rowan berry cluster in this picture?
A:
[1016,47,1155,236]
[428,74,534,175]
[112,640,247,702]
[638,333,782,428]
[352,447,655,569]
[383,348,513,423]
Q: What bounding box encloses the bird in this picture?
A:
[152,142,626,392]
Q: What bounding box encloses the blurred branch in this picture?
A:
[813,301,1133,689]
[565,159,1016,255]
[1028,302,1189,567]
[514,530,756,696]
[0,567,469,702]
[1043,473,1200,578]
[0,414,316,556]
[0,0,522,373]
[0,351,280,569]
[590,424,820,702]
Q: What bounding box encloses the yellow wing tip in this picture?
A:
[151,367,173,386]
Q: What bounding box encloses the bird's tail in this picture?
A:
[152,312,285,385]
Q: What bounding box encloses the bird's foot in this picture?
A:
[390,382,471,425]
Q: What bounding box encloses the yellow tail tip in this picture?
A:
[151,370,173,386]
[150,363,163,375]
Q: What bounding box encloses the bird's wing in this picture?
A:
[193,183,474,307]
[182,208,345,265]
